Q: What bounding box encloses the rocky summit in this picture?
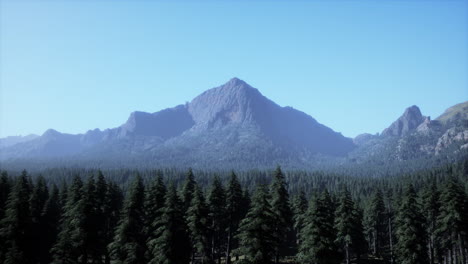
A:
[0,79,466,170]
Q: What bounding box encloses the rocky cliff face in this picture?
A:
[382,105,426,137]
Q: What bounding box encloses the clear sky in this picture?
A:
[1,0,467,138]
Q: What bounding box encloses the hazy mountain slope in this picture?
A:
[0,134,39,148]
[0,78,355,168]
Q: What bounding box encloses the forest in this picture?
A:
[0,160,467,264]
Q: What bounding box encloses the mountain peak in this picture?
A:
[382,105,425,137]
[220,77,254,92]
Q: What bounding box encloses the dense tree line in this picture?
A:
[0,161,467,264]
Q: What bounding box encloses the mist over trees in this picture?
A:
[0,161,467,264]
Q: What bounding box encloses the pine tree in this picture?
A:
[181,168,196,213]
[208,175,227,264]
[0,171,11,220]
[103,181,123,264]
[0,170,32,264]
[145,172,167,261]
[29,175,49,263]
[436,176,468,264]
[269,166,292,263]
[297,190,339,264]
[366,189,386,258]
[187,186,210,263]
[108,175,146,264]
[421,180,441,264]
[291,190,307,247]
[395,184,428,264]
[39,184,61,264]
[334,187,365,264]
[147,183,190,264]
[237,184,275,264]
[91,170,109,263]
[51,175,84,263]
[225,171,244,264]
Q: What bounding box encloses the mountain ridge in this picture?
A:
[0,79,466,170]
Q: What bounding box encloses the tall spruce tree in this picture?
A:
[0,170,32,264]
[291,190,308,248]
[0,171,11,220]
[0,171,11,262]
[51,175,84,264]
[29,176,49,264]
[297,190,339,264]
[181,168,196,213]
[237,184,275,264]
[225,171,244,264]
[39,184,61,264]
[103,181,123,264]
[436,176,468,264]
[335,187,366,264]
[395,184,428,264]
[421,180,441,264]
[108,175,146,264]
[366,189,386,258]
[147,183,190,264]
[208,175,227,264]
[269,166,292,263]
[187,186,211,263]
[145,171,167,261]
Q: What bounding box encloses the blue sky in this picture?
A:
[1,0,467,138]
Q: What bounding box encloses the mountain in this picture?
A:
[0,134,39,148]
[0,78,355,169]
[381,105,426,137]
[1,79,466,171]
[350,102,468,166]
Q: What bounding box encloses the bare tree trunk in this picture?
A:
[459,234,466,264]
[388,219,394,264]
[226,228,232,264]
[345,242,350,264]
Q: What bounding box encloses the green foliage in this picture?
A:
[297,190,339,264]
[187,186,210,262]
[147,183,190,264]
[237,185,275,264]
[395,184,428,264]
[108,175,146,264]
[0,170,32,264]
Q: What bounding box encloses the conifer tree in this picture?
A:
[108,175,146,264]
[395,184,428,264]
[297,190,339,264]
[225,171,244,264]
[269,166,292,263]
[147,183,190,264]
[291,190,308,246]
[0,170,32,264]
[421,180,441,264]
[0,171,11,220]
[237,185,275,264]
[187,186,210,263]
[145,171,167,235]
[208,175,227,263]
[366,189,386,258]
[436,176,468,264]
[335,187,365,264]
[29,175,49,263]
[144,172,167,261]
[103,181,123,264]
[181,168,196,213]
[51,175,84,263]
[39,184,61,264]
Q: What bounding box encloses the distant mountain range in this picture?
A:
[1,78,467,171]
